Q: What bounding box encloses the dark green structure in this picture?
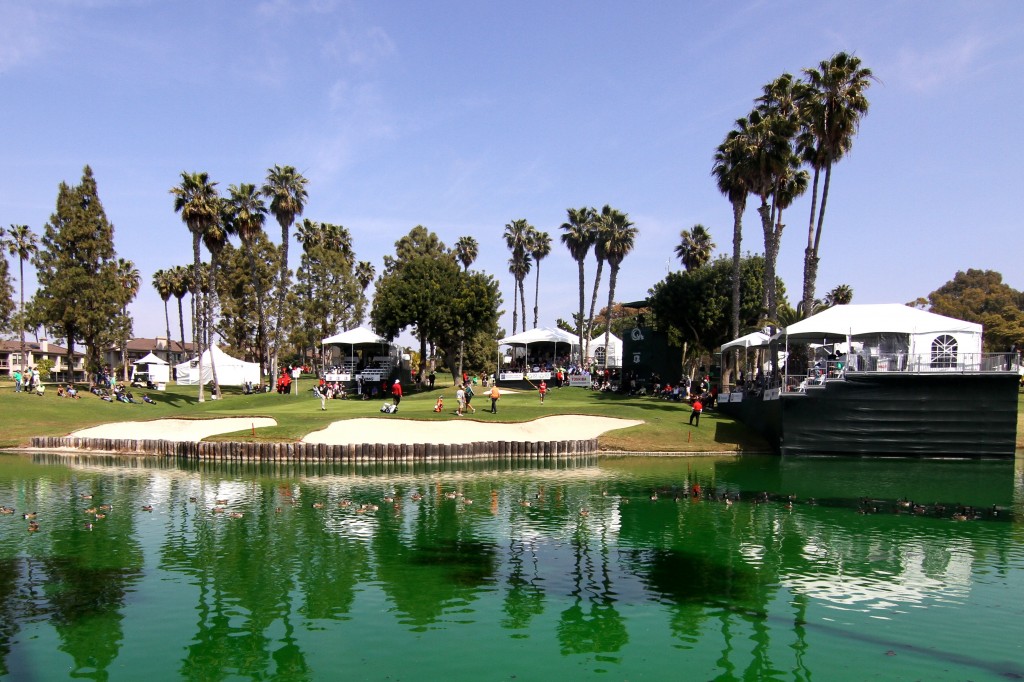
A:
[622,326,683,384]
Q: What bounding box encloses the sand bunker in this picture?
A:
[71,418,278,442]
[303,415,643,446]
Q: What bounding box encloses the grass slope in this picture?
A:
[0,378,770,453]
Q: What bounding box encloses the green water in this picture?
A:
[0,452,1021,681]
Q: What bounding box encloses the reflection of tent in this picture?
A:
[131,352,170,385]
[589,333,623,367]
[175,346,261,386]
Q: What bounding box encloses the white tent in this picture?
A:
[775,304,981,342]
[589,333,623,367]
[175,346,261,386]
[321,327,388,346]
[131,352,170,386]
[719,331,771,352]
[498,327,578,346]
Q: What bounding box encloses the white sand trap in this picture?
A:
[303,415,643,446]
[71,417,278,442]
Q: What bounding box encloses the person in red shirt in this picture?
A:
[538,380,547,404]
[391,379,403,411]
[689,397,703,426]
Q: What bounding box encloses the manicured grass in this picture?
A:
[0,377,771,453]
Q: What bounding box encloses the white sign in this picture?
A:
[567,375,591,387]
[324,372,351,382]
[499,372,524,381]
[525,371,551,380]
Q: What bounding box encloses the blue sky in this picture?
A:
[2,0,1021,346]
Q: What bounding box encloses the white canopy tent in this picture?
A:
[498,327,580,377]
[719,331,771,352]
[589,333,623,367]
[321,327,397,382]
[175,346,261,386]
[131,352,170,387]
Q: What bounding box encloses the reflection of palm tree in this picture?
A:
[500,540,545,631]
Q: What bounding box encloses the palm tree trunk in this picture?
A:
[273,225,289,381]
[163,299,171,355]
[177,297,186,351]
[586,260,605,361]
[576,259,586,366]
[804,163,834,313]
[603,265,618,372]
[246,247,267,382]
[121,305,129,381]
[532,263,541,329]
[729,198,745,391]
[192,233,205,403]
[208,254,221,398]
[18,256,26,374]
[801,166,821,315]
[511,274,518,337]
[519,278,527,333]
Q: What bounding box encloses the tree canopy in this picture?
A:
[921,269,1024,352]
[34,166,124,375]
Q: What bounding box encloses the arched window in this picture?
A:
[930,335,958,369]
[594,346,607,364]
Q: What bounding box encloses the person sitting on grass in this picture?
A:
[434,396,444,413]
[142,394,157,405]
[66,384,79,399]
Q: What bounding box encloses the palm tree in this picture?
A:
[171,171,220,402]
[528,229,551,328]
[225,182,269,376]
[152,268,174,353]
[454,236,478,271]
[586,206,616,358]
[503,219,533,333]
[262,165,309,378]
[115,258,140,380]
[599,208,637,370]
[202,205,235,398]
[355,261,375,292]
[675,224,715,271]
[823,284,853,307]
[169,265,190,355]
[2,224,38,375]
[560,207,596,363]
[800,53,874,315]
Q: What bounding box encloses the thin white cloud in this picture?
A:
[890,35,983,92]
[0,4,46,70]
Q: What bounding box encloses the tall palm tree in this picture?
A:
[800,53,874,315]
[454,236,478,271]
[503,219,533,333]
[169,264,190,355]
[171,171,220,402]
[115,258,140,380]
[528,229,551,329]
[560,207,596,363]
[225,182,269,376]
[823,283,853,307]
[586,206,615,358]
[600,209,637,370]
[262,165,309,377]
[3,224,38,375]
[152,268,174,353]
[202,205,235,398]
[675,224,715,271]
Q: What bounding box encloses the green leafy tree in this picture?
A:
[822,284,853,307]
[800,53,875,315]
[114,258,140,380]
[923,269,1024,352]
[0,240,13,335]
[34,166,123,378]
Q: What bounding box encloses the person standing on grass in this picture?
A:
[456,385,466,416]
[539,380,547,404]
[391,379,403,412]
[689,397,703,426]
[13,369,21,393]
[463,382,476,414]
[489,384,500,413]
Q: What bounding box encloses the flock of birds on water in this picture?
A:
[0,484,1011,534]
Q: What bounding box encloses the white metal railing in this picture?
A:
[806,352,1018,381]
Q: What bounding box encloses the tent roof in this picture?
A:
[589,332,622,348]
[134,352,169,365]
[499,327,578,346]
[321,327,388,346]
[176,345,254,368]
[775,304,982,341]
[720,331,771,352]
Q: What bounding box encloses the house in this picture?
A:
[0,339,86,383]
[103,337,196,374]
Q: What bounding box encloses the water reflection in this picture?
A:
[0,452,1020,680]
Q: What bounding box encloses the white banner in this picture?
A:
[567,375,591,387]
[525,371,551,381]
[324,372,351,382]
[499,372,524,381]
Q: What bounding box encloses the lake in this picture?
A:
[1,452,1021,680]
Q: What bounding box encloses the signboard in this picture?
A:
[567,375,591,387]
[324,372,351,382]
[525,371,551,381]
[499,372,524,381]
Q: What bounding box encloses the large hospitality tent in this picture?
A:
[175,346,261,386]
[774,304,982,348]
[321,327,392,367]
[499,327,579,365]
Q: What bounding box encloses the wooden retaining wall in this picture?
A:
[28,436,599,461]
